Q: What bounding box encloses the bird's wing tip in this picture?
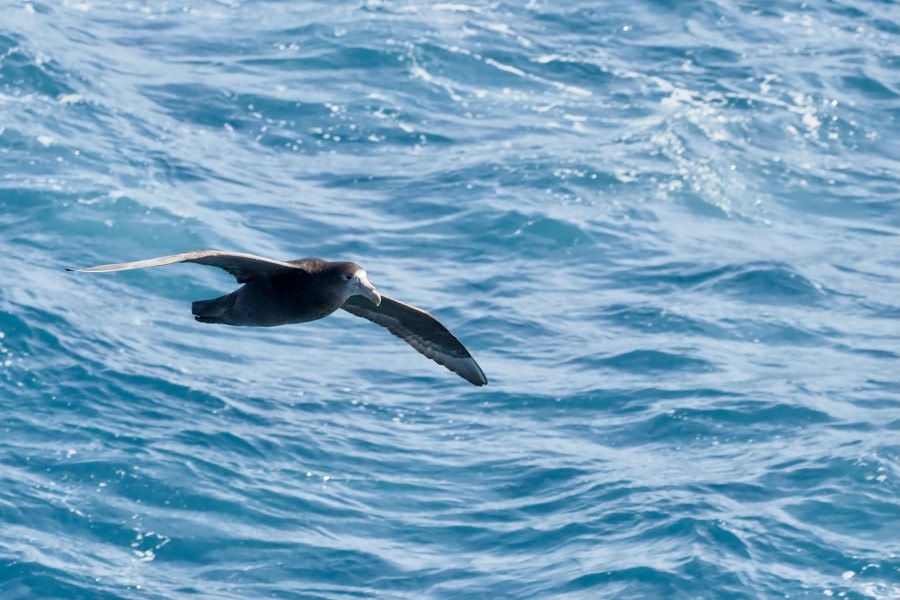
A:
[457,359,488,387]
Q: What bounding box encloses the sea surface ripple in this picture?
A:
[1,1,898,598]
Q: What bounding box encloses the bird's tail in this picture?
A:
[191,294,233,323]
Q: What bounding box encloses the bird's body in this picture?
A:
[68,250,487,386]
[193,259,359,327]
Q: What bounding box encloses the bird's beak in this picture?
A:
[356,271,382,306]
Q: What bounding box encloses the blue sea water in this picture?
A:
[1,0,899,598]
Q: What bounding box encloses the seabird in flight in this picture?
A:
[67,250,487,386]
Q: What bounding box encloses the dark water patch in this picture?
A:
[241,44,405,73]
[871,17,900,35]
[311,172,405,192]
[92,371,231,416]
[163,536,404,587]
[786,496,900,542]
[719,318,828,346]
[639,516,751,559]
[854,300,900,320]
[839,345,898,360]
[457,210,595,259]
[773,168,899,223]
[601,303,724,337]
[138,84,434,156]
[604,398,832,448]
[0,566,126,600]
[490,464,589,502]
[0,188,197,264]
[704,481,773,503]
[167,429,269,461]
[0,305,73,361]
[140,83,250,130]
[708,263,823,305]
[525,53,614,85]
[483,387,743,415]
[561,565,721,599]
[743,516,897,598]
[599,349,714,373]
[758,456,881,496]
[623,261,734,292]
[140,149,218,185]
[608,410,721,446]
[841,72,899,101]
[832,261,898,283]
[843,379,900,410]
[0,34,76,99]
[678,401,833,428]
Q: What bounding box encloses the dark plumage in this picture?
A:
[67,250,487,386]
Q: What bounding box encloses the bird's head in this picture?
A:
[331,262,381,306]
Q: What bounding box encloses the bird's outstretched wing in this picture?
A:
[67,250,301,283]
[342,295,487,386]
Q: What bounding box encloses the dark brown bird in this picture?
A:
[68,250,487,386]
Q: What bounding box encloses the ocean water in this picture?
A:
[1,0,898,598]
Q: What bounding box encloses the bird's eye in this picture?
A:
[344,274,354,280]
